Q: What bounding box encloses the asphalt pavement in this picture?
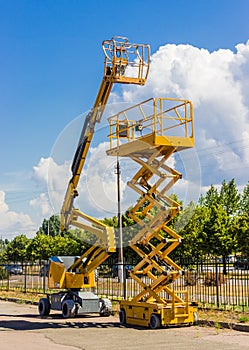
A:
[0,301,249,350]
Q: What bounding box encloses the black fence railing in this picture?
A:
[0,257,248,311]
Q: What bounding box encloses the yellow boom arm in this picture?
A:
[57,37,150,280]
[61,36,150,232]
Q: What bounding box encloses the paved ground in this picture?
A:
[1,301,249,350]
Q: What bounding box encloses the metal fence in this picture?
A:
[0,257,248,311]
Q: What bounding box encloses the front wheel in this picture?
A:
[62,300,76,318]
[99,298,112,317]
[149,314,161,329]
[38,298,50,316]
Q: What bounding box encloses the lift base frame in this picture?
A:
[120,300,198,328]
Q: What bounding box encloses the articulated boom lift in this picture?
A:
[38,37,150,318]
[107,97,198,328]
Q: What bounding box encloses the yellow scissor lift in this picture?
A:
[107,97,198,328]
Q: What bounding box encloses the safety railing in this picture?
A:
[107,97,194,149]
[103,36,150,84]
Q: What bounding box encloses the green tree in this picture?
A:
[167,194,183,230]
[204,204,234,273]
[26,229,88,262]
[102,216,118,228]
[5,235,31,263]
[26,233,54,262]
[0,238,8,263]
[240,182,249,215]
[199,180,240,269]
[201,184,219,207]
[219,179,240,216]
[232,213,249,256]
[178,204,210,258]
[38,215,61,236]
[51,232,83,256]
[174,201,196,233]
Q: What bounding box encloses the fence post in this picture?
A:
[24,264,27,293]
[43,266,46,294]
[123,263,126,299]
[215,258,220,308]
[7,268,9,291]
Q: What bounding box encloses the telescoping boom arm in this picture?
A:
[61,37,150,233]
[54,37,150,282]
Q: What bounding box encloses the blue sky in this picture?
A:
[0,0,249,239]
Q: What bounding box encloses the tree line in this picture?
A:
[0,179,248,264]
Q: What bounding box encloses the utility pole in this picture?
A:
[116,158,124,291]
[47,218,50,236]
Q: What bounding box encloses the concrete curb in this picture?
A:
[199,319,249,333]
[0,296,38,305]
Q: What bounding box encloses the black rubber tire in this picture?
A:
[99,298,112,317]
[119,308,126,325]
[38,298,50,316]
[62,300,75,319]
[149,313,161,329]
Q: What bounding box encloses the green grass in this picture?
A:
[238,315,249,323]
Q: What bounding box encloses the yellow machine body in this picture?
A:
[48,260,95,290]
[120,300,197,327]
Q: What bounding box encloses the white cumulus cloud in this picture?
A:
[115,41,249,187]
[30,143,138,219]
[29,193,51,216]
[30,156,71,216]
[0,191,34,239]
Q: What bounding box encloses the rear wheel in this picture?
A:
[38,298,50,316]
[119,308,126,325]
[62,300,76,318]
[149,313,161,329]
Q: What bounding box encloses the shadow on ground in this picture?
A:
[0,313,145,331]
